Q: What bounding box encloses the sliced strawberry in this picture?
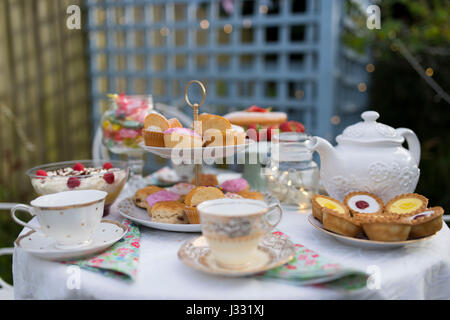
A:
[102,162,114,170]
[246,105,268,113]
[103,172,115,184]
[266,126,279,141]
[36,170,48,177]
[73,162,85,171]
[67,177,81,189]
[279,121,305,133]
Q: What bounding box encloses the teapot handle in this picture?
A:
[396,128,420,166]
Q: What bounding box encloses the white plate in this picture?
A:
[15,220,127,260]
[139,139,254,160]
[178,234,296,277]
[117,198,201,232]
[308,214,438,249]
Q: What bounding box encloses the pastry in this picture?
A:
[219,178,249,193]
[184,186,225,224]
[237,190,265,201]
[202,115,232,133]
[385,193,428,217]
[150,201,189,224]
[190,174,219,186]
[133,186,163,209]
[166,182,196,195]
[224,107,287,128]
[344,192,384,218]
[146,190,181,213]
[322,207,362,237]
[143,113,181,147]
[356,214,411,242]
[311,195,347,223]
[163,128,203,148]
[408,207,444,239]
[224,192,244,199]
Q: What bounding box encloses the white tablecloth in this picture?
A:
[13,192,450,300]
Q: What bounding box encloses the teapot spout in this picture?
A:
[305,136,337,164]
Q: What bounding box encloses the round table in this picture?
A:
[13,191,450,300]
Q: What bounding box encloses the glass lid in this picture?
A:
[336,111,404,144]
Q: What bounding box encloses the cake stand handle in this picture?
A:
[184,80,207,186]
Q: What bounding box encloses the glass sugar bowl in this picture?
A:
[266,132,319,210]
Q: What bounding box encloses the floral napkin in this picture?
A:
[62,219,140,282]
[260,231,368,290]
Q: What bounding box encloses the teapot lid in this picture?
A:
[336,111,404,144]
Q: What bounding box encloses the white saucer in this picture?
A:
[15,220,127,260]
[117,198,201,233]
[139,139,253,160]
[308,214,438,249]
[177,233,295,277]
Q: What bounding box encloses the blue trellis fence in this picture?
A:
[86,0,369,141]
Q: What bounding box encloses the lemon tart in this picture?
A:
[312,195,346,223]
[408,207,444,239]
[322,207,362,237]
[344,192,384,218]
[385,193,428,217]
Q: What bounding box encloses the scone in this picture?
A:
[312,195,346,223]
[344,192,384,218]
[237,190,265,201]
[163,128,203,148]
[322,207,362,237]
[143,113,181,147]
[385,193,428,217]
[133,186,163,209]
[146,190,181,216]
[184,186,225,223]
[408,207,444,239]
[356,214,411,242]
[190,174,219,186]
[151,201,189,224]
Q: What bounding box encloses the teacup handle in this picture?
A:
[11,204,41,233]
[264,203,283,229]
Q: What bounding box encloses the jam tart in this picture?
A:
[321,207,362,237]
[355,214,411,242]
[344,192,384,218]
[385,193,428,217]
[407,207,444,239]
[312,195,347,223]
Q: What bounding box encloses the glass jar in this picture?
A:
[266,133,319,210]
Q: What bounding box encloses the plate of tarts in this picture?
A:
[309,192,444,249]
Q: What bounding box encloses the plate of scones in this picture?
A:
[309,192,444,249]
[139,112,253,160]
[117,174,268,232]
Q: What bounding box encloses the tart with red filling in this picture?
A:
[408,207,444,239]
[312,195,346,223]
[344,192,384,218]
[385,193,428,217]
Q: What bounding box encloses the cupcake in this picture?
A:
[344,192,384,218]
[408,207,444,239]
[385,193,428,217]
[219,178,249,193]
[190,174,219,187]
[163,128,203,148]
[311,195,347,223]
[356,214,411,242]
[184,186,225,224]
[202,115,233,147]
[322,207,362,237]
[143,113,181,147]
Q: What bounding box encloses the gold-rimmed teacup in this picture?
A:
[198,198,282,270]
[11,190,107,249]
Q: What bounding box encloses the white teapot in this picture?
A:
[306,111,420,202]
